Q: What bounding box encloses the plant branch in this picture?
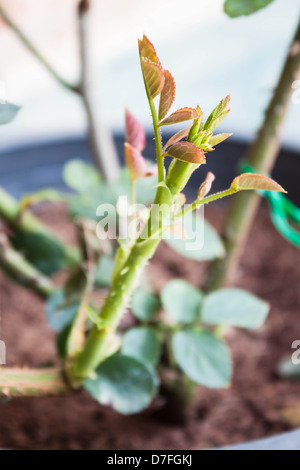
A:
[205,16,300,290]
[0,367,70,398]
[147,95,164,183]
[0,186,80,269]
[66,221,97,361]
[175,188,236,219]
[77,0,120,180]
[0,4,79,93]
[0,234,55,298]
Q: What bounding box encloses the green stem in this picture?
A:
[72,238,160,377]
[0,367,69,397]
[148,95,164,184]
[0,236,55,298]
[175,188,236,219]
[205,17,300,290]
[72,84,174,378]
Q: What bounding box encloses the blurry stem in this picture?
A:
[0,367,70,398]
[77,0,120,181]
[175,188,236,219]
[205,17,300,291]
[66,221,97,361]
[0,2,120,182]
[0,234,55,297]
[0,4,79,93]
[0,186,80,268]
[130,178,136,205]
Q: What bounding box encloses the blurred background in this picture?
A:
[0,0,300,148]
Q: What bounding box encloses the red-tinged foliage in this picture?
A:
[166,142,206,164]
[138,34,161,66]
[158,70,176,121]
[198,172,215,200]
[124,143,157,181]
[124,143,148,180]
[125,109,146,152]
[231,173,287,193]
[141,58,165,100]
[163,127,191,151]
[160,107,199,126]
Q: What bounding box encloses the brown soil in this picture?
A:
[0,202,299,450]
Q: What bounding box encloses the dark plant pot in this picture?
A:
[1,135,299,203]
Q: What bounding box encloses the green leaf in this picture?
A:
[84,355,157,414]
[121,327,161,368]
[161,280,203,324]
[172,329,232,388]
[202,288,269,329]
[11,232,66,275]
[63,159,102,193]
[204,95,231,132]
[95,255,115,287]
[56,323,73,360]
[46,289,79,332]
[67,166,156,221]
[0,103,20,125]
[164,213,225,261]
[224,0,276,17]
[131,289,160,321]
[65,268,87,300]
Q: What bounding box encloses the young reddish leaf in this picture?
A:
[163,127,191,151]
[166,142,206,164]
[231,173,287,193]
[124,143,157,181]
[198,172,215,200]
[160,107,198,126]
[125,109,146,152]
[141,58,165,99]
[124,143,148,180]
[158,70,176,121]
[209,133,232,147]
[138,35,161,66]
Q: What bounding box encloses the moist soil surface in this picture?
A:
[0,202,299,450]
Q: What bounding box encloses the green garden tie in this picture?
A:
[240,163,300,249]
